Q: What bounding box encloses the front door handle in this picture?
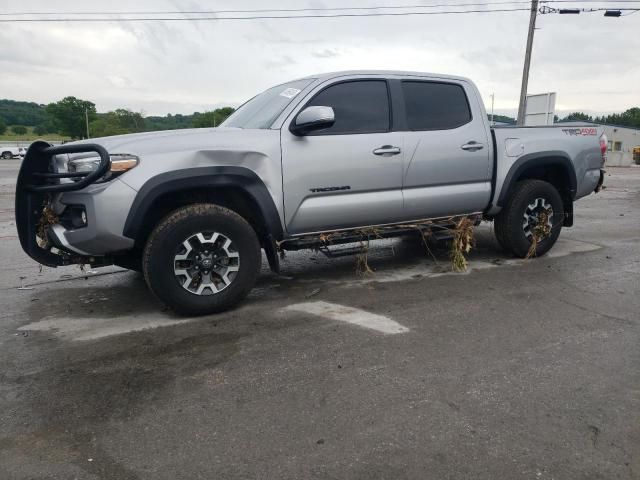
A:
[373,145,401,156]
[461,141,484,152]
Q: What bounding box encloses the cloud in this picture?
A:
[311,48,342,59]
[263,55,297,69]
[0,0,637,115]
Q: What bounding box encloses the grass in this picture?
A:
[0,126,70,142]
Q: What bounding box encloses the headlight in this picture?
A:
[68,153,139,182]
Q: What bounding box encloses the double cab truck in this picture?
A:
[15,71,607,315]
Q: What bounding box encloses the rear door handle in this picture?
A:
[373,145,401,156]
[461,141,484,152]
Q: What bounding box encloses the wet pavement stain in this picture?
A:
[2,328,244,479]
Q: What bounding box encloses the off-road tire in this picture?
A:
[493,214,509,252]
[494,179,563,258]
[142,203,261,315]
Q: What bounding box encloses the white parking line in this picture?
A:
[283,301,409,334]
[18,314,196,341]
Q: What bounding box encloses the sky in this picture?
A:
[0,0,638,118]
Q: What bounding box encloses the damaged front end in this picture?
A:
[15,141,113,267]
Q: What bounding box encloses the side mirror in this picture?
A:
[290,106,335,136]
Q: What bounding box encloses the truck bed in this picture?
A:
[488,125,605,215]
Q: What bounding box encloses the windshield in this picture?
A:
[221,79,314,129]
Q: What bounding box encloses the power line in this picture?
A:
[2,0,638,17]
[1,1,637,19]
[0,8,532,23]
[3,0,640,16]
[0,2,537,16]
[542,0,640,2]
[540,5,640,13]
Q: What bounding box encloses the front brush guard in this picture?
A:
[15,141,111,267]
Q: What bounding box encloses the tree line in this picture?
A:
[2,97,639,139]
[0,97,235,139]
[559,109,640,128]
[490,109,640,128]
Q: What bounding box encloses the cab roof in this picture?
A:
[297,70,472,83]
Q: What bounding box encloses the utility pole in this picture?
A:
[490,93,495,125]
[517,0,539,126]
[85,108,90,139]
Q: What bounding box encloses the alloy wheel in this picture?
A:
[173,232,240,295]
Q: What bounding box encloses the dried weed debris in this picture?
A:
[526,211,552,259]
[36,198,58,249]
[449,217,476,272]
[277,215,481,276]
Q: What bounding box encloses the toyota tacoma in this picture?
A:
[15,71,607,314]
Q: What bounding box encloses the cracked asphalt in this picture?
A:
[1,161,639,479]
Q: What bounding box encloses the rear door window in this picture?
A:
[304,80,390,135]
[401,81,472,131]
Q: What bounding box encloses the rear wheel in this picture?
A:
[494,179,564,258]
[2,152,12,160]
[142,203,261,315]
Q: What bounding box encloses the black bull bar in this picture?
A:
[15,141,111,266]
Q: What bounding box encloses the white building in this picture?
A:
[557,121,640,167]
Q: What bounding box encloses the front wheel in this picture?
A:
[142,204,262,315]
[494,179,564,258]
[2,152,12,160]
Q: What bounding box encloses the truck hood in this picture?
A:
[69,127,283,193]
[71,127,267,157]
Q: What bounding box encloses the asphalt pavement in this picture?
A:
[1,160,639,479]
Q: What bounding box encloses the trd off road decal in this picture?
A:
[562,128,598,136]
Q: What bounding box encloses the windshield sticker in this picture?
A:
[279,88,301,99]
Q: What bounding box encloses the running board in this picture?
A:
[279,215,479,252]
[319,245,367,258]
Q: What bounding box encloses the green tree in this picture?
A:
[11,125,27,135]
[0,118,6,135]
[561,112,593,122]
[90,109,145,137]
[192,107,235,128]
[597,108,640,129]
[487,114,515,124]
[0,99,47,126]
[33,119,58,136]
[46,97,97,139]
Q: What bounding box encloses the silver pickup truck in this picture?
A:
[16,70,606,314]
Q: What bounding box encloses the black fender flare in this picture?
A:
[497,151,577,207]
[123,166,284,242]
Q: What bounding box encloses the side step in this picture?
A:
[279,215,480,254]
[318,245,367,258]
[430,227,454,242]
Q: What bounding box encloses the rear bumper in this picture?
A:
[15,141,134,267]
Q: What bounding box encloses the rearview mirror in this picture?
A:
[290,106,335,136]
